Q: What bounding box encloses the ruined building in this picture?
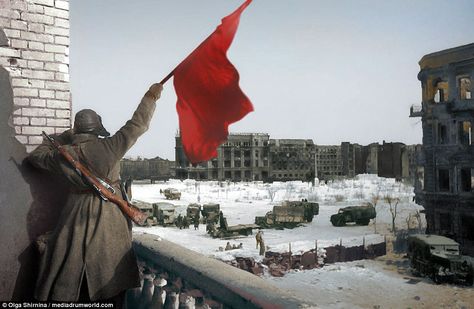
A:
[269,139,315,181]
[412,43,474,255]
[120,156,175,181]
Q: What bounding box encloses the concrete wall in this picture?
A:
[0,0,70,300]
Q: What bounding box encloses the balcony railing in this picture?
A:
[129,233,305,309]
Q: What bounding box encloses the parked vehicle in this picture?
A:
[152,202,176,226]
[255,200,319,229]
[201,203,220,224]
[407,234,473,285]
[330,205,376,226]
[186,203,201,222]
[160,188,181,200]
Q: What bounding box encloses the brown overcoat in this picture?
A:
[28,94,156,301]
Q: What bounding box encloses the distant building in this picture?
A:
[315,145,343,180]
[175,133,270,181]
[411,43,474,255]
[120,157,175,181]
[269,139,315,181]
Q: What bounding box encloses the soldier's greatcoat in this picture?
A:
[28,94,156,301]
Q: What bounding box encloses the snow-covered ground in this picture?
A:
[131,175,474,308]
[133,174,423,261]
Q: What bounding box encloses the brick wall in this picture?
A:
[0,0,70,153]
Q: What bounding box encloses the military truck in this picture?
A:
[207,211,259,238]
[330,205,376,226]
[407,234,473,285]
[255,200,319,229]
[132,200,155,226]
[201,203,220,224]
[186,203,201,222]
[160,188,181,200]
[152,202,176,226]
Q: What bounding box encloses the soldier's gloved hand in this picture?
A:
[146,83,164,102]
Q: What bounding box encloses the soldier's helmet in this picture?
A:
[73,109,110,137]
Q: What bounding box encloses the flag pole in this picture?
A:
[160,70,175,85]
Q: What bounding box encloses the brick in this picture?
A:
[27,60,44,69]
[39,89,54,98]
[47,118,69,126]
[0,47,20,58]
[46,99,69,109]
[47,63,68,72]
[15,135,28,144]
[55,72,68,81]
[0,9,20,19]
[22,107,55,117]
[22,50,54,61]
[0,17,10,27]
[23,70,54,80]
[44,25,68,36]
[28,135,43,144]
[10,20,27,30]
[32,0,54,7]
[54,35,69,45]
[11,39,27,49]
[54,17,69,28]
[30,117,46,125]
[11,1,27,11]
[22,126,54,135]
[13,108,22,115]
[13,97,29,107]
[15,126,22,134]
[55,90,70,100]
[11,78,29,87]
[44,7,68,19]
[45,80,68,91]
[30,80,45,88]
[54,53,69,64]
[44,43,66,53]
[28,41,44,51]
[3,28,21,38]
[20,31,54,43]
[13,117,29,125]
[30,98,46,107]
[54,0,69,10]
[56,109,70,118]
[21,12,54,25]
[28,4,44,14]
[28,22,45,33]
[13,87,38,97]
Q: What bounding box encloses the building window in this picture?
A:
[439,212,452,234]
[433,80,448,103]
[244,170,251,178]
[224,171,231,179]
[224,160,231,168]
[461,215,474,241]
[438,169,450,192]
[458,76,472,100]
[437,123,448,144]
[234,160,241,167]
[459,168,474,192]
[459,121,472,145]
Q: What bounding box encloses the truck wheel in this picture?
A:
[331,215,345,227]
[356,218,370,225]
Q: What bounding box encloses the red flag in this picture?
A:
[173,0,254,164]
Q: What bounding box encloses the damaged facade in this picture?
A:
[120,156,175,180]
[175,134,420,183]
[412,43,474,255]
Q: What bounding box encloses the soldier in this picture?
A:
[182,215,189,229]
[193,216,199,230]
[255,230,263,249]
[27,83,163,304]
[225,242,232,251]
[177,214,183,229]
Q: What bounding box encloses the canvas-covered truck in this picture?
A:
[186,203,201,222]
[160,188,181,200]
[330,205,376,226]
[201,203,220,224]
[132,200,155,226]
[407,234,473,285]
[255,200,319,229]
[207,211,259,238]
[152,202,176,226]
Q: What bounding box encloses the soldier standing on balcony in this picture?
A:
[28,83,164,306]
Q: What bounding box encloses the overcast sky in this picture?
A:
[69,0,474,160]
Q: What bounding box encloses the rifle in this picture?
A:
[42,131,148,226]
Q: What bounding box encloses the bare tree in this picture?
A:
[266,186,277,202]
[384,195,400,235]
[411,205,423,232]
[284,182,295,200]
